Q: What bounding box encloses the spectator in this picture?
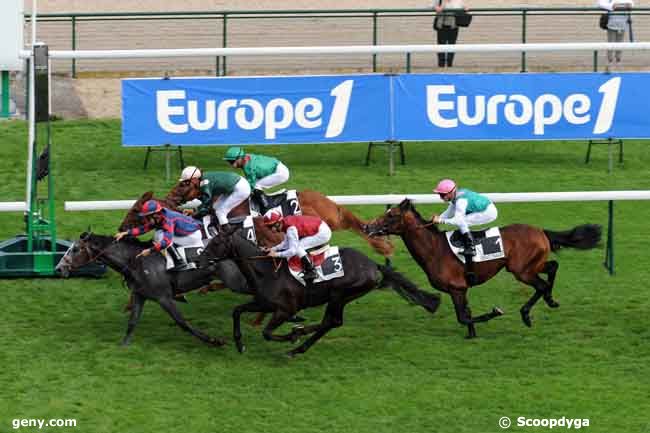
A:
[599,0,634,71]
[433,0,469,68]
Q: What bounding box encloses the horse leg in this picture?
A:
[518,276,548,328]
[261,310,295,343]
[158,296,226,347]
[471,307,505,323]
[450,291,477,338]
[233,301,267,354]
[287,300,344,358]
[121,292,146,346]
[542,260,560,308]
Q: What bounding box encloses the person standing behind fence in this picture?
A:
[433,0,469,68]
[599,0,634,71]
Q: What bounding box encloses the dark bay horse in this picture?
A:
[155,181,395,256]
[364,199,602,338]
[56,233,229,347]
[201,228,441,357]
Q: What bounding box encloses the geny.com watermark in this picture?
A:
[499,416,590,429]
[12,419,77,430]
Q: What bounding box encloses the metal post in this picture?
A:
[1,71,9,118]
[372,12,378,72]
[406,52,411,73]
[604,200,614,275]
[593,50,598,72]
[388,140,394,176]
[165,144,171,182]
[384,204,392,270]
[608,138,613,173]
[520,9,527,72]
[222,14,228,76]
[71,15,76,78]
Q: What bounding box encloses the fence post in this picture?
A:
[406,52,411,73]
[604,200,614,275]
[222,13,228,76]
[71,15,77,78]
[520,9,527,72]
[372,12,378,72]
[1,71,9,118]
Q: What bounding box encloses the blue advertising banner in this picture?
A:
[122,74,390,146]
[122,73,650,146]
[393,73,650,141]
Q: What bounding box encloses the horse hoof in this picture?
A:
[286,351,299,359]
[288,315,306,323]
[120,340,130,347]
[548,300,560,308]
[236,343,246,354]
[520,310,532,327]
[464,334,476,340]
[493,307,505,316]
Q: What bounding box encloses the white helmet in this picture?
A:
[179,166,202,181]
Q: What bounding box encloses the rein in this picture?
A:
[60,240,115,271]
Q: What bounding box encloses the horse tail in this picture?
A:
[378,265,440,315]
[543,224,602,252]
[337,205,395,257]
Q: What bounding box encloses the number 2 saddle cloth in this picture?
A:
[445,227,506,264]
[286,245,345,286]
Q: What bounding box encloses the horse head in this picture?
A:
[169,180,200,203]
[56,231,99,278]
[365,199,416,237]
[118,191,154,231]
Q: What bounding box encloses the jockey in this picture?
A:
[263,210,332,284]
[114,199,202,272]
[178,166,250,231]
[432,179,498,281]
[223,147,290,209]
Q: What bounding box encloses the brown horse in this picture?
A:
[364,199,602,338]
[158,181,395,256]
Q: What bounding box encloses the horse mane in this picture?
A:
[400,199,439,233]
[86,233,152,249]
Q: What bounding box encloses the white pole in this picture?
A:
[25,0,36,209]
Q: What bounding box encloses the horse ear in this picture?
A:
[399,198,411,210]
[81,231,90,240]
[142,191,154,202]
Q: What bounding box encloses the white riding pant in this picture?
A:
[255,162,290,190]
[213,177,251,225]
[456,203,498,234]
[154,229,202,247]
[297,223,332,258]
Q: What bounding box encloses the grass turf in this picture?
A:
[0,119,649,433]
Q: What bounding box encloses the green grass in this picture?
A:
[1,119,649,433]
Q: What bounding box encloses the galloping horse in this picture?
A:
[56,233,229,347]
[364,199,602,338]
[201,228,441,357]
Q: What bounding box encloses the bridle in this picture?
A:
[59,238,114,271]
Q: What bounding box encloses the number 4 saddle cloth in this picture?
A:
[287,245,345,286]
[445,227,506,264]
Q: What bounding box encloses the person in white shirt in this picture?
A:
[598,0,634,70]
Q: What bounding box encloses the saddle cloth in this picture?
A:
[250,189,302,217]
[445,227,506,264]
[164,239,205,271]
[287,245,345,286]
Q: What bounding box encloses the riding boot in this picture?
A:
[252,188,270,211]
[300,255,318,285]
[167,245,196,272]
[461,232,477,286]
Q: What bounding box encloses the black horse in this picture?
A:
[201,228,441,357]
[56,232,238,347]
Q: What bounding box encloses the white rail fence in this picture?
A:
[18,42,650,60]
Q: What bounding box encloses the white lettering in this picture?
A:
[457,95,485,126]
[486,94,507,124]
[157,90,188,133]
[265,98,294,139]
[504,94,533,125]
[534,94,562,135]
[593,77,621,134]
[235,99,264,130]
[427,85,457,128]
[188,100,215,131]
[295,97,323,129]
[217,99,237,130]
[326,80,353,138]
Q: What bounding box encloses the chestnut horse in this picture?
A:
[364,199,601,338]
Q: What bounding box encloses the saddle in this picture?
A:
[445,227,506,263]
[285,245,345,286]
